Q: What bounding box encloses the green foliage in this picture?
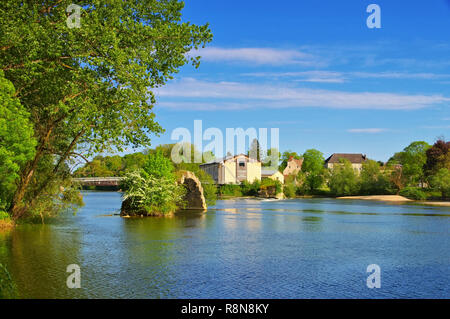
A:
[360,160,391,195]
[1,1,212,218]
[143,150,175,180]
[0,210,10,221]
[219,184,243,197]
[302,149,326,192]
[122,170,185,215]
[241,180,262,196]
[283,182,297,198]
[261,178,282,194]
[399,187,428,200]
[73,152,149,177]
[328,159,360,196]
[0,263,17,299]
[0,71,36,213]
[388,141,430,187]
[429,168,450,199]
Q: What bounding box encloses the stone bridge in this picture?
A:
[72,177,123,187]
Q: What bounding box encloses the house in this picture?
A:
[324,153,367,172]
[261,169,285,184]
[283,156,303,179]
[200,154,261,184]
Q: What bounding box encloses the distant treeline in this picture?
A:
[280,140,449,200]
[73,140,450,201]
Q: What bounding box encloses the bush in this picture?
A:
[122,170,185,215]
[399,187,428,200]
[241,180,261,196]
[328,159,360,196]
[219,184,242,197]
[261,178,282,194]
[0,210,9,220]
[283,182,296,198]
[429,168,450,199]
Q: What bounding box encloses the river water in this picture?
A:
[0,191,449,298]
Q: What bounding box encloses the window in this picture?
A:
[239,161,245,167]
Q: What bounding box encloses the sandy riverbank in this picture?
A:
[337,195,450,207]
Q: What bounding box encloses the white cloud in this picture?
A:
[191,47,323,66]
[242,71,450,81]
[347,128,388,134]
[155,78,450,111]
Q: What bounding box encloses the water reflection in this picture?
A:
[0,192,449,298]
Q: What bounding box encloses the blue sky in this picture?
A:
[146,0,450,162]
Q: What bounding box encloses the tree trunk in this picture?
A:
[9,126,53,220]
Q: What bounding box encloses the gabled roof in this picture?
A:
[325,153,367,164]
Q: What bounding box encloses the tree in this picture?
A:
[360,160,390,195]
[424,139,450,176]
[0,1,212,219]
[0,71,36,214]
[328,159,359,196]
[301,149,326,192]
[388,141,430,187]
[248,138,261,161]
[430,168,450,199]
[143,151,175,180]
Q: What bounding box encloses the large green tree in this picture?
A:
[0,1,212,219]
[301,149,326,192]
[328,159,359,196]
[388,141,430,187]
[360,160,390,195]
[0,70,36,213]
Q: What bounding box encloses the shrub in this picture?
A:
[399,187,428,200]
[0,210,9,220]
[283,182,296,198]
[121,169,185,216]
[241,180,261,196]
[261,178,282,194]
[429,168,450,199]
[328,159,360,196]
[219,184,243,197]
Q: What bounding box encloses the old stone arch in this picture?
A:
[178,171,207,211]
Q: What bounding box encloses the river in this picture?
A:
[0,191,449,298]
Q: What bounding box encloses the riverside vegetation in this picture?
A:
[0,0,212,224]
[73,139,449,202]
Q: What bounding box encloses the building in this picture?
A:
[283,156,303,179]
[324,153,367,172]
[261,169,285,184]
[200,154,261,184]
